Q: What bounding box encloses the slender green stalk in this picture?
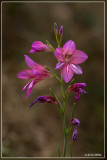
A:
[63,136,67,157]
[60,75,65,99]
[59,76,67,157]
[70,142,72,157]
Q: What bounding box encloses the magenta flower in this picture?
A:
[29,96,58,107]
[54,40,88,83]
[69,118,80,126]
[17,55,51,98]
[69,83,87,100]
[69,118,80,141]
[29,41,52,53]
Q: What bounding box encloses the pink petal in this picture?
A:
[55,61,65,69]
[63,40,76,51]
[31,41,44,52]
[24,55,39,68]
[70,50,88,64]
[32,68,43,76]
[30,41,52,52]
[71,64,83,74]
[32,68,51,79]
[24,55,43,70]
[26,80,36,99]
[61,64,74,83]
[32,41,43,46]
[29,49,36,53]
[54,48,64,61]
[69,83,87,92]
[17,69,34,79]
[22,82,31,91]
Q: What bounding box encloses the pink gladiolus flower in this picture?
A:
[17,55,51,98]
[29,96,58,108]
[54,40,88,83]
[69,83,87,100]
[29,41,52,53]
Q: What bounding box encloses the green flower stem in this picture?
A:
[63,135,67,157]
[60,76,67,157]
[70,142,72,157]
[60,75,65,100]
[63,106,67,157]
[57,42,68,157]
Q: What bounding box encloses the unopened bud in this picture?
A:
[54,22,58,38]
[59,26,63,37]
[59,26,63,44]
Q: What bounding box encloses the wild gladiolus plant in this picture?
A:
[17,23,88,157]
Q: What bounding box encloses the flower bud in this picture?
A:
[54,22,58,38]
[72,126,78,141]
[58,26,63,46]
[59,26,63,39]
[29,96,58,108]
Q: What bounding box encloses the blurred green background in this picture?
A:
[2,2,104,157]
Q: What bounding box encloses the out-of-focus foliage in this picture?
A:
[2,2,104,157]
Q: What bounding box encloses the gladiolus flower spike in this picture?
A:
[17,23,88,157]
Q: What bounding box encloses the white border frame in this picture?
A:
[1,1,105,159]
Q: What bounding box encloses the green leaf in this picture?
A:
[49,88,64,116]
[46,40,55,52]
[58,144,60,157]
[44,66,61,83]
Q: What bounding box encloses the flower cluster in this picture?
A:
[17,23,88,156]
